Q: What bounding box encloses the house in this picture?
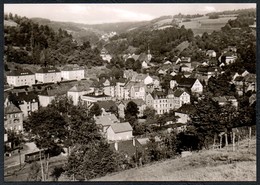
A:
[35,67,61,84]
[8,91,39,118]
[124,81,146,100]
[212,96,238,108]
[100,48,112,62]
[95,100,118,116]
[146,89,190,115]
[6,69,35,87]
[172,56,181,64]
[123,69,138,79]
[106,122,133,141]
[206,50,217,58]
[117,99,146,118]
[94,114,119,133]
[110,139,144,159]
[175,104,196,124]
[4,103,23,132]
[171,77,203,94]
[142,61,149,69]
[249,94,256,105]
[38,86,71,107]
[195,65,220,80]
[67,84,93,106]
[173,89,191,108]
[222,52,237,65]
[61,65,85,81]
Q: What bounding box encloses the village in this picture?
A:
[3,5,257,181]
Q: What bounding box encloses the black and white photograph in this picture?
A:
[3,2,257,181]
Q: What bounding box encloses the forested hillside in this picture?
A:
[4,13,103,67]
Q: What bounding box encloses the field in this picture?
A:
[179,16,237,36]
[92,137,256,181]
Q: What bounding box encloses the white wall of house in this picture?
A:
[38,95,55,107]
[19,101,38,118]
[36,72,61,83]
[144,76,153,85]
[106,127,133,141]
[191,79,203,94]
[61,70,84,81]
[175,112,190,124]
[7,75,35,87]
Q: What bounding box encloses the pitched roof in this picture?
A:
[62,65,84,71]
[36,67,60,73]
[11,91,39,103]
[68,84,91,92]
[5,103,22,114]
[177,78,197,87]
[96,100,117,111]
[150,90,168,99]
[110,122,133,133]
[176,104,196,114]
[119,99,146,106]
[173,89,187,97]
[7,69,34,76]
[234,76,244,82]
[109,139,143,157]
[94,114,119,126]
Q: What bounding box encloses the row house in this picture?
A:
[35,67,61,84]
[4,103,23,132]
[67,85,93,106]
[146,89,190,115]
[6,69,35,87]
[117,99,146,118]
[61,66,85,81]
[8,91,39,118]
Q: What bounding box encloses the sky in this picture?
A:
[4,3,256,24]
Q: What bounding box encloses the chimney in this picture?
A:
[114,141,118,151]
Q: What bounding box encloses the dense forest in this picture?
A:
[4,13,103,67]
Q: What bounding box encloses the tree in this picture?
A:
[89,103,102,118]
[125,101,139,120]
[65,109,123,180]
[143,107,156,119]
[27,162,42,181]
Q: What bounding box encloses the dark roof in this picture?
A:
[109,139,144,157]
[96,100,117,111]
[150,90,168,99]
[7,69,34,76]
[173,89,187,97]
[5,103,22,114]
[176,104,196,114]
[36,67,60,73]
[234,76,244,82]
[119,99,146,106]
[11,91,39,104]
[177,78,197,88]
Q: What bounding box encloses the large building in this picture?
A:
[6,69,35,87]
[35,67,61,84]
[61,66,85,81]
[146,89,190,115]
[81,89,112,107]
[67,85,93,106]
[4,103,23,132]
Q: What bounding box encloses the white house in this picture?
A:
[67,85,93,106]
[106,122,133,141]
[61,66,85,81]
[35,67,61,84]
[6,69,35,87]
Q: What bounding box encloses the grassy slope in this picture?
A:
[92,137,256,181]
